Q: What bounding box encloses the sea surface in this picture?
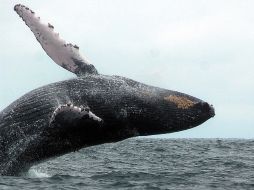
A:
[0,138,253,190]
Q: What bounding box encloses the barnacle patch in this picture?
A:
[164,95,195,109]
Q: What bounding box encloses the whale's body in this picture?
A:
[0,75,214,175]
[0,5,215,175]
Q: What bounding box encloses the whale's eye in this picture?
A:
[164,95,195,109]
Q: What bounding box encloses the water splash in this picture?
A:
[27,167,51,178]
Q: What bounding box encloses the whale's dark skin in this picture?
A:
[0,75,214,175]
[0,5,215,176]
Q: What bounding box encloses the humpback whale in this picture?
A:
[0,4,215,176]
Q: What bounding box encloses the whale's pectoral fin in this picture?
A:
[50,104,103,128]
[14,4,98,76]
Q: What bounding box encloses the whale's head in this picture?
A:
[112,76,215,137]
[127,92,215,137]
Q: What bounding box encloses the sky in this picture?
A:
[0,0,253,138]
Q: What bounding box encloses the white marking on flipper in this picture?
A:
[88,111,103,122]
[14,4,97,76]
[50,104,103,124]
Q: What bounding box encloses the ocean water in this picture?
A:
[0,138,253,190]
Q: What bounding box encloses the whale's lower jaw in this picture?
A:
[0,75,214,176]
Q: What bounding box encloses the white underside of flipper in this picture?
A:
[14,4,98,76]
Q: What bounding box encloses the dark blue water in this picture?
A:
[0,138,253,189]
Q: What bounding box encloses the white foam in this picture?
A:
[26,168,51,178]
